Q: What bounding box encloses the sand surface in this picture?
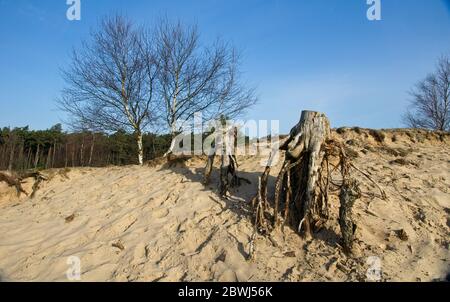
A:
[0,129,449,282]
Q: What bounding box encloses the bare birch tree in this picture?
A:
[155,19,257,156]
[58,15,159,165]
[403,55,450,132]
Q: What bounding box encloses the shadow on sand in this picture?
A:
[157,157,343,249]
[158,158,262,218]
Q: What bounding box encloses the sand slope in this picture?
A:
[0,129,449,282]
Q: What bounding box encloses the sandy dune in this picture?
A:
[0,129,449,282]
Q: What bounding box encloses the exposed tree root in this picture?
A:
[23,172,49,199]
[0,171,48,198]
[0,172,28,196]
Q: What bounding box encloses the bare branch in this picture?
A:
[58,15,160,165]
[403,54,450,131]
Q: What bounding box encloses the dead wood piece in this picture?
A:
[395,229,409,241]
[112,241,125,251]
[20,171,48,199]
[195,226,219,253]
[30,176,44,199]
[0,170,49,198]
[219,154,232,197]
[253,176,270,234]
[65,214,76,223]
[215,250,227,263]
[349,163,387,200]
[339,178,361,254]
[247,232,257,260]
[203,122,248,197]
[0,172,28,196]
[284,251,296,258]
[203,155,215,185]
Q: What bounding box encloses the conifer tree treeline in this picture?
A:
[0,124,172,172]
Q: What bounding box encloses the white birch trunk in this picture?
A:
[137,132,144,166]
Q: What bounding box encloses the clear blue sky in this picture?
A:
[0,0,449,133]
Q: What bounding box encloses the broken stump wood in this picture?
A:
[203,120,250,197]
[276,111,331,237]
[279,111,331,238]
[251,111,332,236]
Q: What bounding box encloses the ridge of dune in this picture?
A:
[0,129,449,282]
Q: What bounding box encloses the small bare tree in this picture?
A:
[58,15,159,165]
[403,55,450,132]
[155,19,257,156]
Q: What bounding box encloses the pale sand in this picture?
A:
[0,129,448,282]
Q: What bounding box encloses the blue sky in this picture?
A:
[0,0,449,133]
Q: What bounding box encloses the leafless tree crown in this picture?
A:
[403,55,450,132]
[58,15,159,134]
[155,19,257,134]
[59,15,257,162]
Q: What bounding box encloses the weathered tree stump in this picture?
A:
[252,111,332,236]
[251,110,386,254]
[279,111,331,238]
